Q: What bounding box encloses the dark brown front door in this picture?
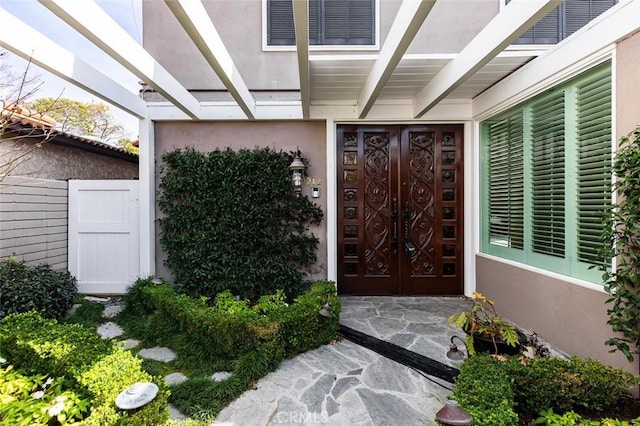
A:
[337,124,464,295]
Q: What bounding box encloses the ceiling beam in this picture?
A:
[0,8,147,119]
[357,0,437,119]
[412,0,561,117]
[38,0,201,119]
[292,0,310,119]
[164,0,256,120]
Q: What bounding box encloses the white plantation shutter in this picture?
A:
[531,91,565,258]
[487,112,524,249]
[481,62,612,283]
[575,65,611,264]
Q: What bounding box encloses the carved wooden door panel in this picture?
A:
[337,125,463,295]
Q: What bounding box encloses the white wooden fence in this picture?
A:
[0,176,68,270]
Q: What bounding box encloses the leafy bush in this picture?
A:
[0,311,170,425]
[507,356,639,415]
[0,257,77,320]
[158,147,323,301]
[451,354,519,426]
[452,354,639,425]
[0,364,91,425]
[598,126,640,362]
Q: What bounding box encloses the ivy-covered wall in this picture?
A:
[154,120,327,283]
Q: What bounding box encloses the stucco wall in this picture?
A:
[616,30,640,139]
[142,0,499,92]
[1,139,138,180]
[476,256,635,372]
[153,120,327,283]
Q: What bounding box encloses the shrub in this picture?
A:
[451,354,639,425]
[158,147,324,301]
[451,354,519,426]
[0,365,91,425]
[0,257,77,320]
[0,312,170,425]
[507,356,639,415]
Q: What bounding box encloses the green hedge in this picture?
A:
[0,312,170,425]
[118,278,341,419]
[158,147,324,301]
[451,354,639,425]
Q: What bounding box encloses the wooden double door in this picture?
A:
[337,124,464,295]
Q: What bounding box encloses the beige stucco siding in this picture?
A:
[153,120,327,283]
[143,0,499,92]
[476,256,633,371]
[616,30,640,139]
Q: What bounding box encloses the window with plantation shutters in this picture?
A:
[531,92,565,258]
[487,112,524,250]
[267,0,375,46]
[481,61,612,283]
[511,0,617,44]
[575,65,611,265]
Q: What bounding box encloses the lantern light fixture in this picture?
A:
[289,150,306,197]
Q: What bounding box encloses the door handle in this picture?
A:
[403,202,416,256]
[391,199,398,255]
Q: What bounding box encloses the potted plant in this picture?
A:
[447,292,524,356]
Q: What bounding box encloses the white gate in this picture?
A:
[68,180,139,294]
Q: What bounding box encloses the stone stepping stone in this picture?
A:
[138,347,177,362]
[211,371,233,382]
[102,305,123,318]
[168,403,189,421]
[96,322,124,339]
[120,339,140,351]
[165,372,188,386]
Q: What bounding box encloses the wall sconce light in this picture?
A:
[318,294,331,318]
[289,150,306,197]
[435,400,473,425]
[446,335,468,360]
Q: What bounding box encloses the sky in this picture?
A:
[0,0,142,138]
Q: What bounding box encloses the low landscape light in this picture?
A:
[318,294,331,318]
[446,335,468,360]
[435,400,473,425]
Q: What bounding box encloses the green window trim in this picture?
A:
[481,61,612,284]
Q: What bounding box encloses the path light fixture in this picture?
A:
[151,277,163,285]
[115,382,158,410]
[289,150,306,197]
[318,294,331,318]
[436,400,474,425]
[446,335,468,360]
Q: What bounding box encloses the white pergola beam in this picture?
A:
[164,0,256,120]
[413,0,561,117]
[38,0,201,120]
[358,0,437,119]
[0,8,147,119]
[292,0,310,119]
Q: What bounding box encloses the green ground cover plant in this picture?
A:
[451,354,640,426]
[0,311,170,425]
[158,147,323,301]
[117,277,341,420]
[0,257,77,320]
